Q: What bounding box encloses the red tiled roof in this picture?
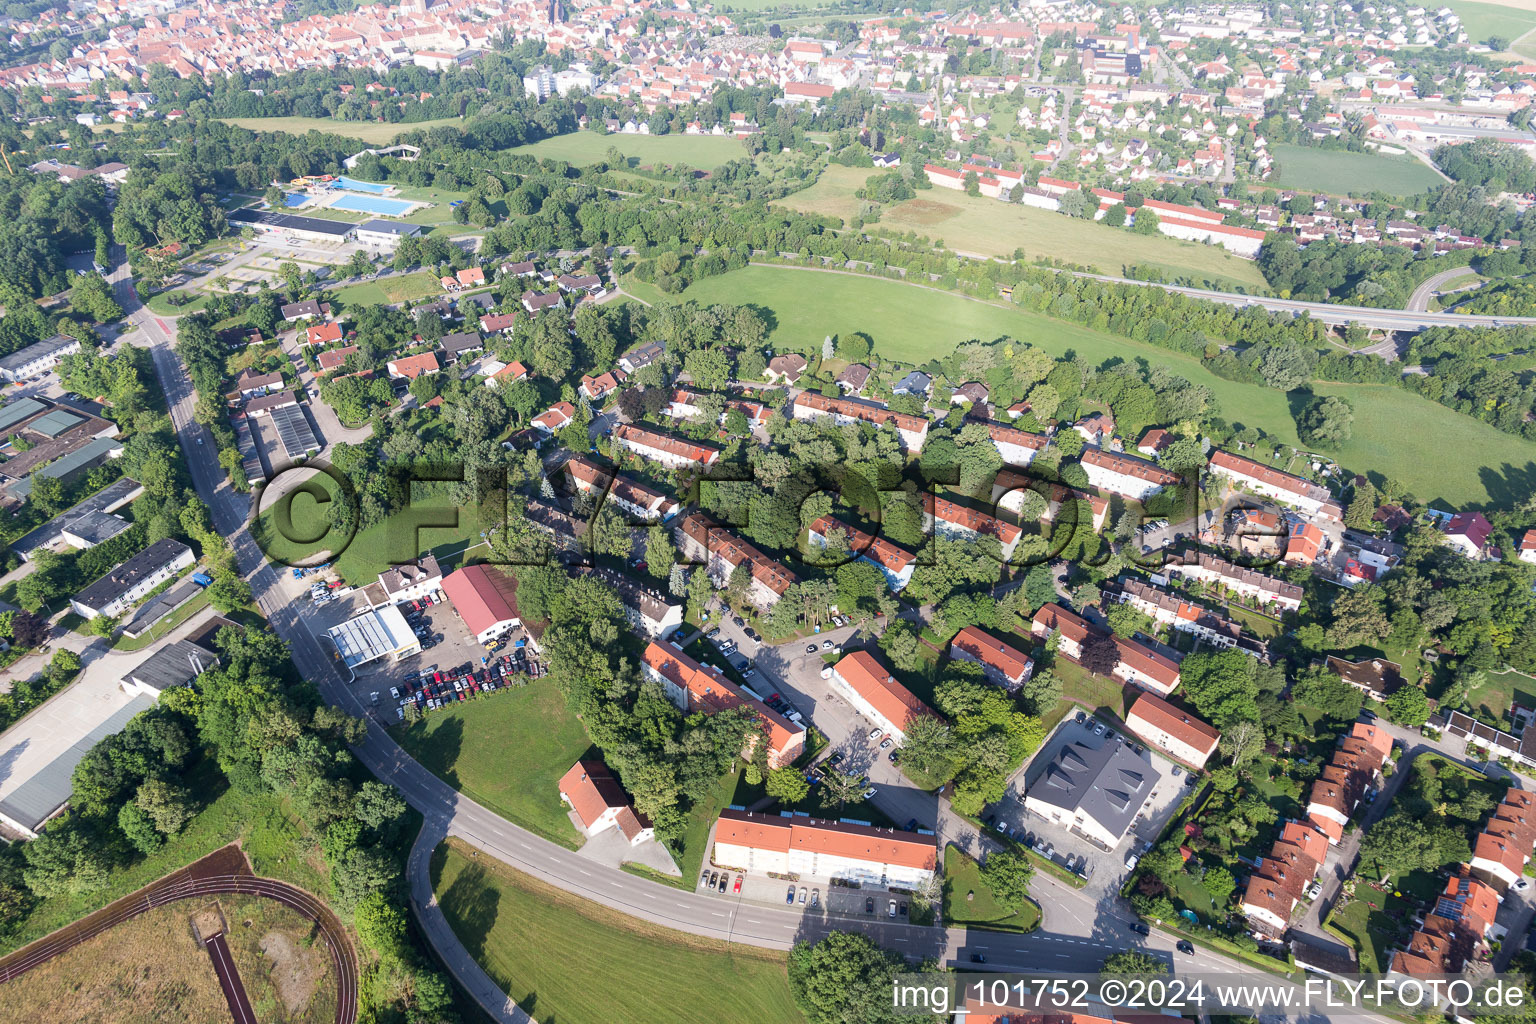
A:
[807,516,914,574]
[441,565,520,637]
[389,352,440,379]
[715,808,935,870]
[559,758,633,830]
[832,650,935,734]
[1126,692,1219,757]
[306,322,342,346]
[951,626,1032,683]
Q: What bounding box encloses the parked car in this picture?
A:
[717,874,727,893]
[809,889,819,908]
[887,900,897,918]
[786,886,796,905]
[880,737,894,750]
[700,871,711,888]
[806,644,818,653]
[868,727,882,740]
[733,876,742,894]
[864,897,875,914]
[862,786,877,800]
[798,887,807,905]
[708,871,718,889]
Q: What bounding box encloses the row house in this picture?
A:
[927,496,1022,561]
[712,808,936,889]
[1164,551,1303,614]
[665,387,770,429]
[1470,789,1536,891]
[564,456,681,522]
[1390,867,1500,977]
[806,515,916,592]
[674,512,797,611]
[1240,821,1329,938]
[1105,577,1264,657]
[613,424,721,471]
[1080,448,1182,502]
[993,471,1110,535]
[949,626,1033,690]
[1029,603,1181,696]
[1208,450,1344,520]
[828,650,935,743]
[789,391,929,452]
[1305,720,1394,843]
[641,641,804,767]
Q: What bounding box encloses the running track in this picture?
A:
[0,845,357,1024]
[206,932,258,1024]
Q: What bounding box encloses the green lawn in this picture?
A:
[1326,883,1420,975]
[942,845,1041,933]
[392,680,592,849]
[218,115,468,146]
[1443,0,1536,47]
[639,768,742,889]
[1269,144,1443,198]
[879,190,1268,290]
[1465,667,1536,726]
[509,131,750,171]
[113,590,211,652]
[432,839,805,1024]
[667,265,1536,506]
[331,270,449,307]
[254,472,486,584]
[774,165,880,223]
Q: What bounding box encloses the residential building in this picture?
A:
[70,538,195,619]
[674,513,796,610]
[618,341,665,374]
[712,808,936,888]
[440,564,524,644]
[764,353,807,383]
[1029,603,1180,695]
[439,331,484,362]
[579,566,683,638]
[614,424,721,471]
[1164,551,1303,612]
[986,422,1049,467]
[949,626,1033,690]
[1471,789,1536,890]
[579,370,626,400]
[1022,736,1153,849]
[1080,448,1181,501]
[927,496,1022,560]
[828,650,935,743]
[0,334,81,382]
[1207,450,1343,520]
[789,391,929,451]
[892,371,931,395]
[531,402,575,434]
[558,758,653,845]
[280,299,326,322]
[375,554,442,606]
[1124,692,1219,768]
[1444,512,1493,559]
[565,456,681,522]
[1104,577,1263,657]
[1326,655,1403,702]
[1390,867,1499,976]
[1305,720,1393,843]
[1240,821,1328,937]
[805,516,915,592]
[641,641,804,766]
[387,352,440,380]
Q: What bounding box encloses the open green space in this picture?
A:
[1053,657,1130,722]
[879,190,1268,290]
[635,767,742,890]
[942,845,1041,933]
[393,679,592,849]
[432,839,805,1024]
[253,472,485,584]
[1466,667,1536,725]
[1443,0,1536,47]
[112,591,212,652]
[218,115,467,146]
[1269,144,1443,197]
[509,131,750,171]
[775,165,879,223]
[331,270,448,307]
[667,265,1536,506]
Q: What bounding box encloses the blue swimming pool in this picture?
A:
[332,176,392,194]
[330,194,415,216]
[283,193,310,208]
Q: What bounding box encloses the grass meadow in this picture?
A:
[219,115,467,146]
[509,131,749,171]
[1268,144,1443,197]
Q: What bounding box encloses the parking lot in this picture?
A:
[987,713,1194,891]
[294,576,543,724]
[693,861,922,921]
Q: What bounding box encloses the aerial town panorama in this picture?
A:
[5,0,1536,1021]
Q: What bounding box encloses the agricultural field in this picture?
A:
[1268,144,1444,197]
[432,839,805,1024]
[509,131,751,171]
[392,680,593,849]
[218,115,467,146]
[667,265,1536,505]
[774,165,880,222]
[878,190,1269,290]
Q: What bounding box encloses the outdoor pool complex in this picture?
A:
[333,176,392,194]
[330,194,415,216]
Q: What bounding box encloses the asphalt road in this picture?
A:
[114,255,1408,1024]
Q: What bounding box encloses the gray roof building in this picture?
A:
[1024,738,1152,846]
[122,639,219,697]
[71,538,194,618]
[0,335,81,382]
[892,370,932,395]
[59,509,131,549]
[12,477,144,560]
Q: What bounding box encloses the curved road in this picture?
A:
[109,250,1405,1024]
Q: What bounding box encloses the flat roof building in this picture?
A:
[0,334,81,383]
[327,604,421,668]
[70,538,195,620]
[229,208,356,242]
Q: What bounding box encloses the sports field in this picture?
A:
[393,679,592,848]
[431,839,805,1024]
[774,165,880,222]
[669,265,1536,505]
[1269,144,1443,197]
[219,115,466,146]
[509,131,749,171]
[879,190,1269,290]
